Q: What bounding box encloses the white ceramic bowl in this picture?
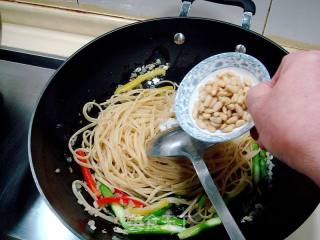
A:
[175,52,270,143]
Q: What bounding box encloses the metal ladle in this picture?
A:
[149,52,270,239]
[148,126,245,240]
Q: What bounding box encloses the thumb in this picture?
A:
[246,82,272,117]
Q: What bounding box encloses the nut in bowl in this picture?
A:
[175,52,270,143]
[193,69,254,133]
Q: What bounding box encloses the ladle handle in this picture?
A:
[188,153,246,240]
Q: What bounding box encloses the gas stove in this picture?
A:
[0,47,77,240]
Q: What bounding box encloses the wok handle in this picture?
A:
[179,0,255,29]
[204,0,256,15]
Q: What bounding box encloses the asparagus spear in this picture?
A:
[177,217,222,239]
[127,224,185,235]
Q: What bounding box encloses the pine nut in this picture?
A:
[213,112,220,117]
[221,123,227,129]
[242,103,247,110]
[209,97,218,107]
[204,95,212,107]
[212,101,223,112]
[227,104,235,110]
[218,90,229,97]
[235,119,246,127]
[196,120,207,129]
[222,125,234,133]
[207,79,216,85]
[211,86,218,96]
[216,80,226,87]
[204,108,215,114]
[199,104,205,112]
[243,112,252,121]
[231,76,240,85]
[202,113,211,119]
[226,85,239,93]
[222,106,227,114]
[205,85,212,94]
[219,113,228,121]
[244,87,250,93]
[226,116,238,124]
[219,97,231,105]
[207,125,216,131]
[226,71,236,78]
[210,117,222,124]
[237,95,245,104]
[209,121,221,128]
[235,104,244,117]
[227,110,232,118]
[223,77,232,85]
[231,94,238,103]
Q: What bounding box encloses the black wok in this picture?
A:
[29,0,320,239]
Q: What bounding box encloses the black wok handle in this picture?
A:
[179,0,255,29]
[204,0,256,15]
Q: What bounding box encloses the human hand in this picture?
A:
[247,50,320,185]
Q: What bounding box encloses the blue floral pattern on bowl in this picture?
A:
[175,52,270,143]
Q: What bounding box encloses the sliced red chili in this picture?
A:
[97,196,145,208]
[114,188,128,197]
[75,150,101,198]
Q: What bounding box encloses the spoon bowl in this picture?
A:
[149,127,213,158]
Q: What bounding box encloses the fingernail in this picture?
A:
[250,127,259,141]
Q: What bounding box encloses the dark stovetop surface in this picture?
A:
[0,48,78,240]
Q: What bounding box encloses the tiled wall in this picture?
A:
[77,0,271,34]
[6,0,320,49]
[264,0,320,49]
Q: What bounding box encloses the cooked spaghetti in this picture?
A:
[69,85,267,239]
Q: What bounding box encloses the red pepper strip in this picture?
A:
[97,196,145,208]
[75,150,101,198]
[114,188,128,197]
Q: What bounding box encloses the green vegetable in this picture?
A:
[112,203,127,227]
[100,183,185,232]
[99,183,127,227]
[177,217,222,239]
[99,183,113,197]
[142,215,186,226]
[259,151,267,180]
[252,142,269,184]
[252,142,259,150]
[126,224,185,235]
[198,195,207,208]
[252,143,264,184]
[142,204,171,222]
[128,198,169,216]
[252,154,261,185]
[259,150,266,158]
